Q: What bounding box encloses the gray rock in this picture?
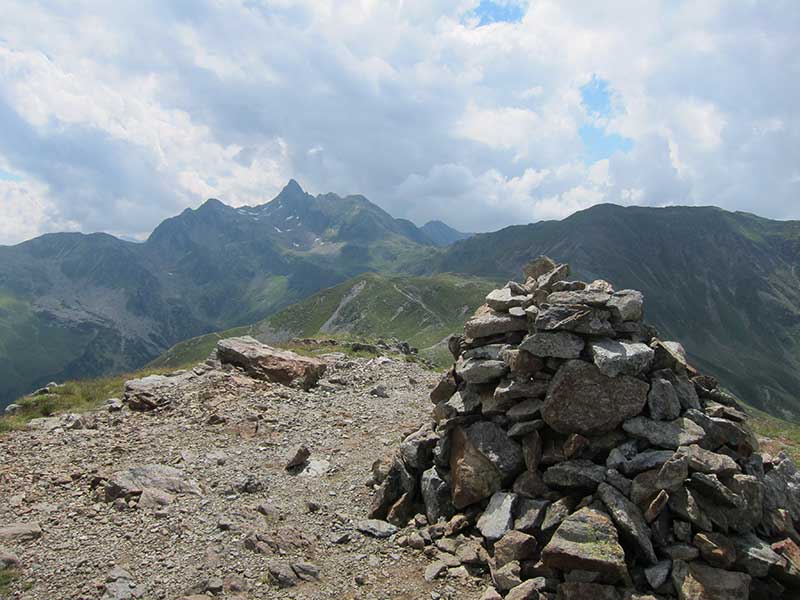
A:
[541,507,627,581]
[105,465,202,501]
[732,532,786,577]
[507,399,544,422]
[541,497,577,533]
[507,420,544,438]
[424,560,447,582]
[547,290,612,307]
[505,578,546,600]
[687,472,743,508]
[292,562,320,582]
[400,423,438,470]
[520,332,585,359]
[0,546,20,569]
[486,288,529,311]
[597,483,657,564]
[655,454,688,492]
[671,560,750,600]
[617,450,674,477]
[456,357,509,384]
[421,467,454,524]
[661,543,699,561]
[622,416,705,449]
[465,311,528,339]
[535,304,615,336]
[494,530,538,567]
[676,444,740,475]
[450,422,524,508]
[4,403,20,415]
[356,519,399,538]
[521,431,543,471]
[464,344,510,361]
[644,560,672,589]
[543,460,606,491]
[494,379,548,404]
[268,561,299,588]
[668,486,712,531]
[217,336,326,390]
[647,376,681,421]
[369,457,415,520]
[514,498,549,533]
[523,256,557,281]
[536,263,570,290]
[0,521,42,542]
[655,369,701,411]
[589,339,654,377]
[544,360,649,436]
[491,560,523,591]
[430,369,458,404]
[693,532,736,568]
[285,444,311,470]
[607,289,644,322]
[477,491,518,541]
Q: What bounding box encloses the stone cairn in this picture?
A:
[368,256,800,599]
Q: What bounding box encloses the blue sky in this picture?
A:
[0,1,797,244]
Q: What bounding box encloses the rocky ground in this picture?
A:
[0,353,485,600]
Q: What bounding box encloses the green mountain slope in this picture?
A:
[429,204,800,419]
[151,273,496,369]
[0,181,443,407]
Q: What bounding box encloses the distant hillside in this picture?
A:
[151,272,497,369]
[428,204,800,419]
[0,180,449,407]
[420,220,472,246]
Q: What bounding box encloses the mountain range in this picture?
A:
[1,181,799,420]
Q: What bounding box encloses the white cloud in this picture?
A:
[0,0,797,244]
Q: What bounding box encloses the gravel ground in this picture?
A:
[0,355,485,600]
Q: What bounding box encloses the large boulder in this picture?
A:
[543,360,649,436]
[541,507,627,582]
[450,422,525,509]
[217,336,326,389]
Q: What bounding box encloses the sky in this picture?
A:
[0,1,798,244]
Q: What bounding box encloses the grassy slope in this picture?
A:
[151,272,497,369]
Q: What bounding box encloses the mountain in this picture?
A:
[420,220,473,246]
[0,181,448,407]
[151,272,497,369]
[428,204,800,419]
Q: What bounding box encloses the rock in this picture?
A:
[617,450,675,477]
[400,423,438,470]
[0,546,20,569]
[687,472,743,508]
[547,289,612,307]
[589,339,654,377]
[507,399,544,422]
[450,422,525,509]
[657,369,701,411]
[369,456,414,520]
[647,376,681,421]
[542,508,627,582]
[543,360,649,436]
[4,403,20,415]
[770,538,800,589]
[541,496,577,533]
[217,336,326,389]
[487,288,529,311]
[456,357,509,384]
[355,519,398,538]
[465,311,528,339]
[455,539,490,565]
[536,263,570,290]
[0,521,42,542]
[668,487,712,531]
[661,543,699,561]
[535,304,615,337]
[505,349,546,378]
[732,532,786,577]
[123,374,174,411]
[424,560,447,582]
[495,530,538,567]
[693,532,736,568]
[622,417,705,449]
[644,490,669,523]
[520,332,585,359]
[513,471,551,498]
[285,444,311,470]
[508,420,545,438]
[557,582,620,600]
[421,467,454,524]
[105,465,202,501]
[676,444,740,475]
[607,289,644,322]
[524,257,558,281]
[597,483,657,564]
[671,560,750,600]
[543,460,606,491]
[644,560,672,589]
[292,562,320,582]
[651,340,691,372]
[430,369,458,404]
[655,454,689,492]
[477,492,518,541]
[480,587,503,600]
[268,561,299,588]
[492,560,523,591]
[369,384,390,398]
[505,578,546,600]
[514,498,549,533]
[137,488,175,510]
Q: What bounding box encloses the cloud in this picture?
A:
[0,0,797,243]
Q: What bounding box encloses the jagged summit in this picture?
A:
[370,256,800,599]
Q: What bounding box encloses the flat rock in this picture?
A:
[0,522,42,542]
[494,530,538,567]
[520,331,585,359]
[535,304,615,336]
[456,357,509,384]
[217,336,326,390]
[355,519,398,538]
[589,339,654,377]
[676,444,739,475]
[543,460,606,491]
[693,532,735,568]
[623,417,705,449]
[465,311,528,339]
[486,288,529,311]
[543,360,649,436]
[597,483,657,564]
[477,492,518,542]
[671,560,750,600]
[105,464,202,501]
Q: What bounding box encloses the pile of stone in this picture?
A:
[369,256,800,599]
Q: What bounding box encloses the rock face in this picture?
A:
[217,336,326,389]
[542,360,649,436]
[371,257,800,600]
